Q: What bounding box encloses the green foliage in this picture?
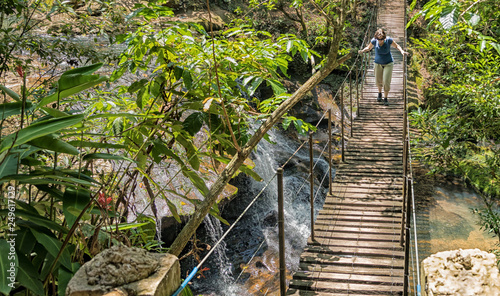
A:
[0,0,321,293]
[409,0,500,242]
[408,0,500,54]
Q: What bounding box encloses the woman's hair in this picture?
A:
[374,29,386,40]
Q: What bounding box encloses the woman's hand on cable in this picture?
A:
[358,49,365,54]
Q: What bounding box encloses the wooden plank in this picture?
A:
[313,219,402,229]
[293,271,404,285]
[298,262,405,277]
[287,289,376,296]
[312,231,401,243]
[303,245,404,259]
[324,198,402,208]
[299,252,404,269]
[314,225,401,236]
[316,214,401,224]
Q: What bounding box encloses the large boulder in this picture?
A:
[66,245,180,296]
[422,248,500,296]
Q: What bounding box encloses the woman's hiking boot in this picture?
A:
[377,92,382,102]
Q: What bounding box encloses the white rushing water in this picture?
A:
[188,126,332,295]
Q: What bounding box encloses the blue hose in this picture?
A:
[417,284,421,296]
[172,267,198,296]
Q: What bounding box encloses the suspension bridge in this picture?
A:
[172,0,420,294]
[286,0,413,294]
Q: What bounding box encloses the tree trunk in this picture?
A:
[168,39,353,256]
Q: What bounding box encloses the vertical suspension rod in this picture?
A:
[350,71,353,138]
[328,109,333,195]
[309,132,315,240]
[277,168,286,296]
[341,83,345,162]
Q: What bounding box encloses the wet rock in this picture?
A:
[423,249,500,296]
[262,210,278,227]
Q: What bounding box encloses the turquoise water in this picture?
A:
[416,184,498,259]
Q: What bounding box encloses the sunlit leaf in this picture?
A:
[0,115,84,154]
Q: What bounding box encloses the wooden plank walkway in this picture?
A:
[287,0,406,294]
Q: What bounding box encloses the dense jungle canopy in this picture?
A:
[0,0,498,294]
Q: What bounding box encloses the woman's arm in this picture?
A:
[358,42,374,54]
[391,41,409,56]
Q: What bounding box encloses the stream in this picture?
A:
[416,184,498,259]
[181,126,331,295]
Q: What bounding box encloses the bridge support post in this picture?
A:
[341,83,345,162]
[356,65,359,118]
[309,132,315,240]
[349,71,353,138]
[277,168,286,296]
[328,109,333,195]
[400,175,407,247]
[404,227,410,296]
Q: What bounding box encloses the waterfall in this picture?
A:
[203,215,234,285]
[188,126,331,295]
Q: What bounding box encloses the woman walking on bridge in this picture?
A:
[358,29,409,106]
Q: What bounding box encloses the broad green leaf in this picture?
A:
[209,208,229,225]
[0,153,18,179]
[175,133,200,170]
[490,42,500,55]
[3,174,95,187]
[38,76,108,107]
[58,263,80,296]
[57,63,103,91]
[181,168,209,197]
[182,112,205,136]
[0,101,33,120]
[167,199,181,223]
[112,117,124,135]
[35,185,64,201]
[173,66,184,80]
[439,6,458,31]
[0,84,20,101]
[67,140,126,149]
[0,239,16,294]
[30,229,72,270]
[267,79,285,95]
[28,134,80,155]
[248,77,264,97]
[101,222,149,232]
[238,164,262,181]
[40,107,70,118]
[0,208,67,233]
[152,140,185,166]
[82,153,136,162]
[128,79,148,93]
[16,251,44,295]
[0,115,84,154]
[62,188,91,228]
[182,70,193,89]
[15,228,37,256]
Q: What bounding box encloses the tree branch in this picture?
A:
[168,47,353,256]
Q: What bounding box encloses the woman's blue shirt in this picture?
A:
[371,37,394,64]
